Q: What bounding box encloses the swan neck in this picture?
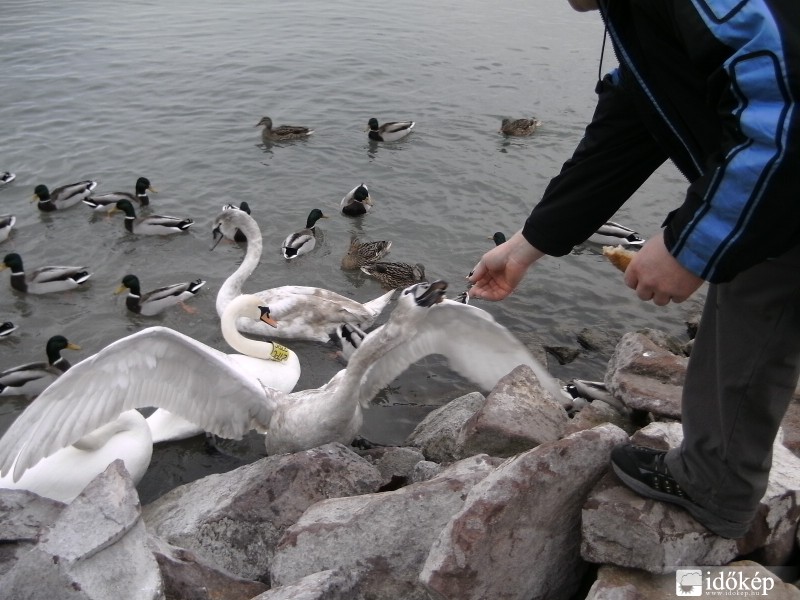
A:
[216,221,263,316]
[221,301,274,359]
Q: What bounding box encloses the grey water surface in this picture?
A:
[0,0,701,503]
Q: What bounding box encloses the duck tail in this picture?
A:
[188,279,206,294]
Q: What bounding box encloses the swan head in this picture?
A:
[401,280,447,308]
[211,208,255,249]
[224,294,279,328]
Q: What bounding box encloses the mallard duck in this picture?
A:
[0,322,17,337]
[340,184,372,217]
[282,208,327,259]
[341,236,392,270]
[0,295,302,500]
[212,208,394,342]
[500,117,542,136]
[367,118,415,142]
[0,214,16,243]
[115,274,205,316]
[489,231,507,245]
[1,252,92,294]
[0,172,15,185]
[112,199,193,235]
[0,280,565,487]
[82,177,156,213]
[256,116,314,142]
[0,335,80,398]
[588,221,645,247]
[361,261,426,290]
[33,180,98,212]
[219,202,251,243]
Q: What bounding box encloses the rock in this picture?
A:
[605,332,687,419]
[544,345,581,365]
[0,489,65,577]
[143,443,382,582]
[781,393,800,458]
[410,460,443,483]
[563,397,636,437]
[407,391,486,463]
[577,325,621,355]
[456,364,568,458]
[420,424,629,600]
[581,423,800,573]
[0,460,162,600]
[252,569,359,599]
[358,446,426,489]
[270,455,501,600]
[149,536,268,600]
[586,561,800,599]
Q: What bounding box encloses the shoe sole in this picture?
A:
[611,462,749,539]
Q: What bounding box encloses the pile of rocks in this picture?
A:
[1,329,799,599]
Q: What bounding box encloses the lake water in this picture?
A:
[0,0,703,503]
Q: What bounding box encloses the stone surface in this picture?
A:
[252,569,359,600]
[406,391,486,463]
[0,489,65,577]
[420,424,629,600]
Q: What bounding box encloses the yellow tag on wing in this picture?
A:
[270,343,290,362]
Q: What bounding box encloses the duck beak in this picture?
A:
[30,194,37,203]
[259,307,279,328]
[149,186,158,194]
[416,280,448,307]
[114,284,127,295]
[67,342,82,351]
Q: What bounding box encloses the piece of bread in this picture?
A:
[602,245,636,273]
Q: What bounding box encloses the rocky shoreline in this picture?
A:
[1,327,799,599]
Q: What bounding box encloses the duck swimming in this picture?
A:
[500,118,541,136]
[83,177,156,213]
[587,221,645,247]
[0,172,16,185]
[0,280,565,485]
[0,335,80,398]
[340,236,392,270]
[0,215,16,243]
[34,180,98,211]
[0,322,17,337]
[1,252,92,294]
[213,208,395,342]
[112,199,193,235]
[256,116,314,142]
[116,274,205,316]
[361,261,426,289]
[340,184,372,217]
[367,118,415,142]
[282,208,327,259]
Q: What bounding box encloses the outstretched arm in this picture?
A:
[467,231,544,301]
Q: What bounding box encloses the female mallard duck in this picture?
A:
[256,116,314,142]
[341,236,392,270]
[212,208,394,342]
[587,221,645,247]
[282,208,327,259]
[1,252,92,294]
[33,180,98,211]
[115,274,205,316]
[0,280,565,489]
[340,184,372,217]
[0,322,17,337]
[82,177,156,213]
[500,117,542,137]
[112,199,193,235]
[0,335,80,398]
[0,295,302,500]
[0,214,16,243]
[1,172,15,185]
[367,118,415,142]
[361,261,426,290]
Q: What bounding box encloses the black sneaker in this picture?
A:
[610,444,751,539]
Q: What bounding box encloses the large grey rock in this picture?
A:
[420,423,628,600]
[358,446,426,488]
[143,443,382,582]
[0,460,162,600]
[407,392,486,463]
[456,364,568,458]
[252,569,359,600]
[605,332,688,419]
[270,454,500,600]
[581,423,800,573]
[0,489,65,577]
[148,536,268,600]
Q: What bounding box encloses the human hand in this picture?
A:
[624,234,704,305]
[467,231,544,301]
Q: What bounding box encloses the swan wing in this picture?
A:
[0,326,274,482]
[353,299,561,407]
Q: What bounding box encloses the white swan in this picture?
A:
[0,280,565,488]
[0,295,302,501]
[212,208,395,342]
[146,293,301,443]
